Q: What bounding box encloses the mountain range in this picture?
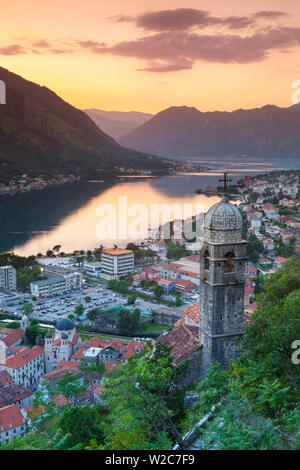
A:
[83,109,152,139]
[0,67,166,183]
[118,105,300,160]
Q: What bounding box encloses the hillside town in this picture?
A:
[0,169,299,444]
[0,174,80,196]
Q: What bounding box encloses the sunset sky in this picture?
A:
[1,0,300,113]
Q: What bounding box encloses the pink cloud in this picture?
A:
[0,44,26,55]
[113,8,289,32]
[80,27,300,71]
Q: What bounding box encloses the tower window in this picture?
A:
[204,250,209,270]
[224,252,235,273]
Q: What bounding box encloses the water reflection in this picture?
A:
[0,162,297,256]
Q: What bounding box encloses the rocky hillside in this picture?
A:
[119,105,300,160]
[84,108,152,139]
[0,67,165,182]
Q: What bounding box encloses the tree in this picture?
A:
[154,285,164,299]
[101,342,187,450]
[74,303,84,317]
[46,250,53,257]
[17,264,43,292]
[21,303,33,314]
[127,294,136,305]
[117,308,140,335]
[53,245,61,254]
[175,293,182,307]
[57,405,105,448]
[25,319,41,345]
[264,257,300,302]
[84,296,91,303]
[87,308,99,322]
[247,234,265,263]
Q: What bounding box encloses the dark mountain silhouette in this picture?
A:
[84,108,152,139]
[119,104,300,160]
[0,67,165,182]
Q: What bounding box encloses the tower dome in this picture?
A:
[204,195,243,243]
[56,318,74,331]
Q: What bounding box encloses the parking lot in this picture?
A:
[5,283,120,323]
[6,282,166,324]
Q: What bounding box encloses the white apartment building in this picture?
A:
[0,346,44,388]
[0,266,17,291]
[30,271,82,297]
[101,249,134,279]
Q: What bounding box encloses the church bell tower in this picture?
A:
[199,175,247,378]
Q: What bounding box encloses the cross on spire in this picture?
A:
[219,172,232,194]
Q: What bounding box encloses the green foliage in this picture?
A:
[86,308,98,322]
[74,303,84,316]
[21,303,33,314]
[154,285,164,299]
[247,233,265,263]
[107,279,130,295]
[264,257,300,302]
[18,264,44,292]
[25,318,44,345]
[127,294,137,305]
[57,406,105,448]
[101,342,187,450]
[117,308,140,335]
[166,242,189,260]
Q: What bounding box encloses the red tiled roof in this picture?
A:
[185,302,199,324]
[105,361,119,370]
[103,248,133,256]
[91,384,103,395]
[0,404,25,432]
[57,360,78,370]
[25,405,45,418]
[0,371,12,387]
[70,346,87,360]
[176,279,196,288]
[0,383,33,408]
[106,338,126,352]
[0,328,23,347]
[245,302,259,312]
[158,324,201,364]
[83,336,110,348]
[120,339,146,360]
[174,302,199,328]
[0,346,44,369]
[156,277,175,285]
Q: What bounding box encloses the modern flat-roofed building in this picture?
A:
[41,264,76,279]
[0,289,27,309]
[101,249,134,279]
[30,271,82,297]
[83,261,102,276]
[0,266,17,291]
[30,276,66,297]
